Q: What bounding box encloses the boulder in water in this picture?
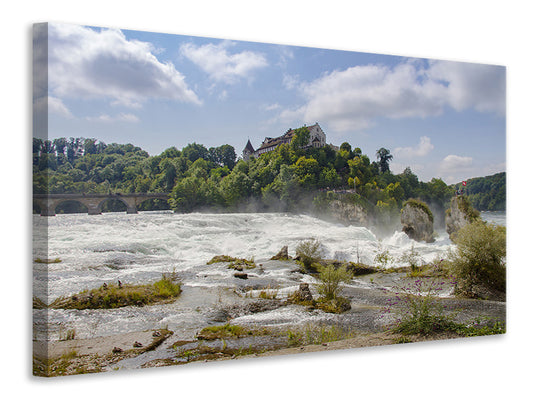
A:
[445,196,481,239]
[271,245,290,260]
[287,283,314,304]
[295,283,313,301]
[400,199,435,243]
[233,272,248,279]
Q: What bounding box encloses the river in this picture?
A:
[32,210,504,344]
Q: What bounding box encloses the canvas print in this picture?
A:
[32,22,506,377]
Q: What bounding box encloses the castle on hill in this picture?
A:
[242,123,328,161]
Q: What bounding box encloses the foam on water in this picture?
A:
[33,211,457,300]
[33,210,505,343]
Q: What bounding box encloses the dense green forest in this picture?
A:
[453,172,506,211]
[32,127,505,217]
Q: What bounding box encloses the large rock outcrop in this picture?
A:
[400,199,434,243]
[327,200,368,225]
[445,196,480,239]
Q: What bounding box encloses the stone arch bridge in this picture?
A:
[33,193,170,216]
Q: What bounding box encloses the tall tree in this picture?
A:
[376,148,393,174]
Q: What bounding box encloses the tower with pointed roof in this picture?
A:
[242,139,255,161]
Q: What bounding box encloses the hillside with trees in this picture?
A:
[454,172,506,211]
[33,126,504,222]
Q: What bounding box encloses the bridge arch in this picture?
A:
[97,198,129,213]
[34,193,170,216]
[136,197,171,211]
[54,200,89,214]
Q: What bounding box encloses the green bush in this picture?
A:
[374,246,392,269]
[315,296,351,313]
[295,238,325,272]
[449,220,506,298]
[382,277,457,335]
[316,264,353,300]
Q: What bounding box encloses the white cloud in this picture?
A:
[279,60,505,132]
[218,90,228,101]
[276,46,294,67]
[439,154,474,182]
[394,136,434,159]
[282,74,300,90]
[85,112,139,123]
[181,41,267,84]
[264,103,281,111]
[280,62,446,131]
[427,60,506,115]
[441,154,473,169]
[47,96,73,117]
[33,96,73,118]
[48,23,201,107]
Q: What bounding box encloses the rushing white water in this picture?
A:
[32,210,504,342]
[33,211,454,299]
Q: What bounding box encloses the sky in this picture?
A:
[34,22,506,184]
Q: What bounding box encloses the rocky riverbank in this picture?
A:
[34,261,506,376]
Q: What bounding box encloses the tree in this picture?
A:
[219,170,253,206]
[170,176,205,212]
[340,142,352,157]
[209,144,237,169]
[376,148,393,174]
[182,142,209,163]
[290,127,310,151]
[53,138,67,157]
[160,146,180,159]
[158,158,177,191]
[83,138,98,155]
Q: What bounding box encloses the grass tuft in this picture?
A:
[50,276,181,310]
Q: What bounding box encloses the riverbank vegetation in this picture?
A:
[32,131,504,219]
[207,255,256,270]
[49,275,181,310]
[36,225,506,375]
[455,172,505,211]
[446,220,506,300]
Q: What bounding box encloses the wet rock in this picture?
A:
[223,299,282,318]
[271,246,290,260]
[112,347,123,353]
[234,272,248,279]
[327,200,368,225]
[206,308,230,322]
[445,196,481,239]
[401,200,434,243]
[295,283,314,301]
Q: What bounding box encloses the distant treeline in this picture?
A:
[32,128,505,218]
[454,172,506,211]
